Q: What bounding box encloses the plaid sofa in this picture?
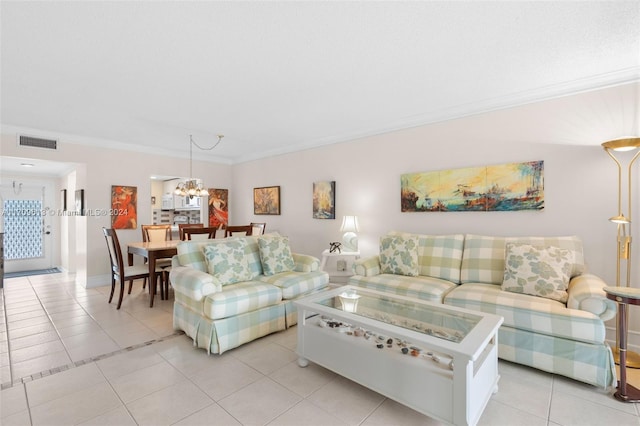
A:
[170,236,329,354]
[349,232,617,388]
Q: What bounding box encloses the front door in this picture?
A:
[2,180,54,273]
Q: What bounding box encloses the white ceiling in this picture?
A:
[1,1,639,165]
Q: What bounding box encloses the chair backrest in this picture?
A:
[179,223,204,240]
[184,227,217,240]
[250,222,266,235]
[225,225,253,238]
[103,227,124,277]
[142,224,172,242]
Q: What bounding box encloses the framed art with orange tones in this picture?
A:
[111,185,138,229]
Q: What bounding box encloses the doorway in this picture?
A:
[1,179,55,273]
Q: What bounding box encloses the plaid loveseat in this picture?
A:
[349,232,617,388]
[170,235,329,354]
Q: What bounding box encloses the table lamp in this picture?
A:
[340,215,359,252]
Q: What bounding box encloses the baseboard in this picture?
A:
[606,325,640,354]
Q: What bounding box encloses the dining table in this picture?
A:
[127,239,180,307]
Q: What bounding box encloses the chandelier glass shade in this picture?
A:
[175,134,224,198]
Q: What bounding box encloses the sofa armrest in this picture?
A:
[292,253,320,272]
[169,266,221,301]
[353,256,381,277]
[567,273,617,321]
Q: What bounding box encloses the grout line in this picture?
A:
[0,330,184,390]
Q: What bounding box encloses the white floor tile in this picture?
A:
[270,400,348,426]
[306,375,386,425]
[2,275,639,426]
[218,377,302,426]
[549,390,640,426]
[30,382,122,426]
[173,402,242,426]
[126,379,214,426]
[110,360,186,403]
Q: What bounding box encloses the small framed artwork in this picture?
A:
[111,185,138,229]
[61,189,67,211]
[313,181,335,219]
[253,186,281,215]
[75,189,85,216]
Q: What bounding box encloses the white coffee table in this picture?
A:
[294,286,503,426]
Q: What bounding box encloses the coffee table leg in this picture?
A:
[298,357,309,368]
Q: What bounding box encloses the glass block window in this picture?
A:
[3,199,43,260]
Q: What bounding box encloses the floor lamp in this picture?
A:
[603,137,640,367]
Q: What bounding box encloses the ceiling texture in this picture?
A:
[1,1,639,166]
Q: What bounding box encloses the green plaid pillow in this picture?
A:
[379,235,419,276]
[203,238,253,286]
[257,234,295,276]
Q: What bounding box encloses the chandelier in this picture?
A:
[175,134,224,198]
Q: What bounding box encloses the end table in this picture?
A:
[604,286,640,402]
[320,249,360,284]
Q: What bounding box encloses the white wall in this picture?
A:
[0,137,233,286]
[1,82,638,340]
[230,82,639,341]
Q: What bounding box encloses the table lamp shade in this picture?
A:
[340,215,359,252]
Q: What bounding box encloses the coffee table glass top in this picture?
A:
[313,287,481,343]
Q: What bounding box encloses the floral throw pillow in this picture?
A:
[379,235,419,276]
[203,239,252,286]
[257,234,295,276]
[502,243,573,303]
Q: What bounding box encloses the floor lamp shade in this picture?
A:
[340,215,359,252]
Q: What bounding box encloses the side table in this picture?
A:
[604,286,640,402]
[319,249,360,284]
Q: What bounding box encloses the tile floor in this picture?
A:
[1,272,639,425]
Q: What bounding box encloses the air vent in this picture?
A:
[18,135,58,150]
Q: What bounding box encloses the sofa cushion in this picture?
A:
[461,235,585,285]
[349,273,457,303]
[203,281,283,320]
[502,243,572,303]
[389,232,464,283]
[379,235,419,276]
[258,270,329,299]
[204,239,253,286]
[444,283,606,345]
[257,234,296,275]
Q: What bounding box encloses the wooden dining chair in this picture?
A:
[183,227,217,240]
[141,224,172,242]
[178,223,204,241]
[140,224,173,293]
[224,225,253,237]
[102,227,164,309]
[250,222,266,235]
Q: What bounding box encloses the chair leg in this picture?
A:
[158,274,164,300]
[108,277,116,303]
[164,271,170,300]
[142,277,147,290]
[128,279,134,294]
[117,277,126,309]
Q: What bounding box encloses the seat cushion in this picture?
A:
[258,270,329,299]
[203,281,282,320]
[349,274,457,303]
[444,283,606,345]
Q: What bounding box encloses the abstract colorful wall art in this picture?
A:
[313,181,335,219]
[208,188,228,228]
[401,161,544,212]
[111,185,137,229]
